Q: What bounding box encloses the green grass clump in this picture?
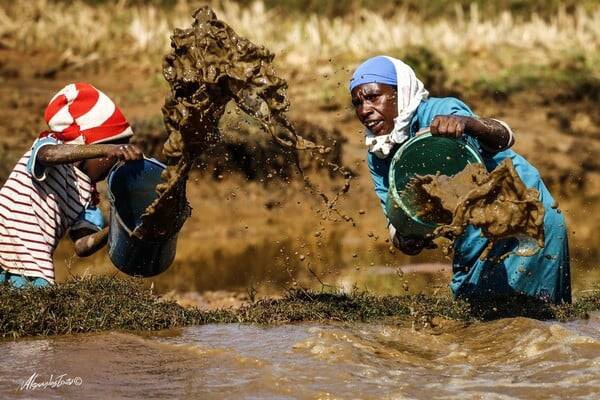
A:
[2,277,599,338]
[552,285,600,321]
[0,276,207,338]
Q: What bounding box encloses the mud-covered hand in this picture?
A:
[429,115,469,139]
[105,144,144,161]
[393,234,437,255]
[388,223,437,255]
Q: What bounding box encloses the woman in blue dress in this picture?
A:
[349,55,571,305]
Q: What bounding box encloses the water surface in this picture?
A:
[2,312,600,399]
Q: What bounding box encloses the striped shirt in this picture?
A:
[0,140,95,283]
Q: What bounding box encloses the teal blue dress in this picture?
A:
[368,97,571,304]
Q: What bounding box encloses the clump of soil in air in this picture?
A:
[407,158,545,260]
[134,6,328,242]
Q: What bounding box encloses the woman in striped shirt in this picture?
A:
[0,83,144,288]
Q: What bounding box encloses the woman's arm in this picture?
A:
[70,227,109,257]
[36,143,141,165]
[36,143,144,181]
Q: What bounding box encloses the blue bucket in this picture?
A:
[107,158,178,277]
[386,133,484,239]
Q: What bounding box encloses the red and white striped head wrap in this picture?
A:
[40,82,133,144]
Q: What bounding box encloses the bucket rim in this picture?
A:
[107,157,166,204]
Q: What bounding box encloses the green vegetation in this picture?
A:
[0,276,202,338]
[2,276,599,338]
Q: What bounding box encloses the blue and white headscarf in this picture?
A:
[350,56,429,158]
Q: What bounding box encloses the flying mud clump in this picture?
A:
[407,158,546,260]
[134,6,326,241]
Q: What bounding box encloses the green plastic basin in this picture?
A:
[386,133,484,239]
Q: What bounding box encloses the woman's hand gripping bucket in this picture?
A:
[107,158,178,277]
[386,132,484,239]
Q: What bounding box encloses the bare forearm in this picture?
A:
[464,117,514,151]
[37,144,114,165]
[74,227,109,257]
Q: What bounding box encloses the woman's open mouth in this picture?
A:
[365,119,383,133]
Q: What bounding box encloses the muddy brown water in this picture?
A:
[2,314,600,399]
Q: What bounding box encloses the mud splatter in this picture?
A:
[133,6,349,241]
[408,158,545,260]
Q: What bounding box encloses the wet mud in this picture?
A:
[134,6,326,241]
[408,158,545,259]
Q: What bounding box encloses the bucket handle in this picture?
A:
[416,127,431,137]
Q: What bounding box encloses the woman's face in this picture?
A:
[351,83,398,136]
